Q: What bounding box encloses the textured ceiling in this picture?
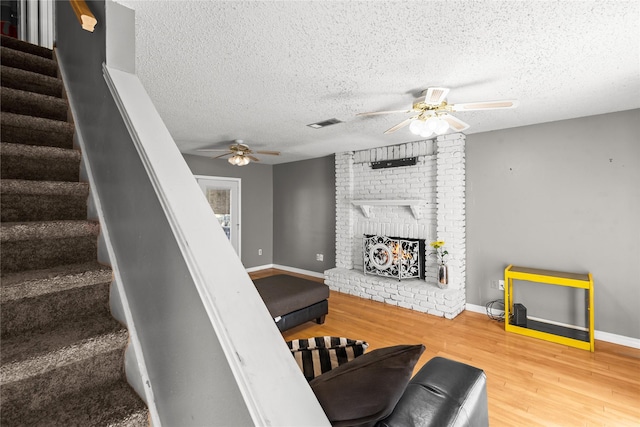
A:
[115,0,639,165]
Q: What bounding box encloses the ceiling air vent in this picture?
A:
[307,118,342,129]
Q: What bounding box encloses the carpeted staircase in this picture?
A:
[0,35,149,426]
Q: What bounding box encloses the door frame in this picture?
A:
[195,175,241,258]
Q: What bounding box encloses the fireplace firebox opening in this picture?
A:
[363,234,425,281]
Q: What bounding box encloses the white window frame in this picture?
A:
[195,175,241,258]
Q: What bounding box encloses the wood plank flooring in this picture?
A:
[250,268,640,426]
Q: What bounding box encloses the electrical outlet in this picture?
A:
[258,249,262,256]
[316,254,324,261]
[491,280,505,290]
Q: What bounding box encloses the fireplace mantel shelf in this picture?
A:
[352,199,428,219]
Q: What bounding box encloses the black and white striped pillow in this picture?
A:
[287,336,369,381]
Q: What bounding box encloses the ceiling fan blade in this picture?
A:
[450,100,519,112]
[211,152,233,159]
[197,148,233,152]
[441,113,470,132]
[423,87,450,105]
[247,155,260,162]
[384,117,414,134]
[255,150,280,156]
[357,109,412,117]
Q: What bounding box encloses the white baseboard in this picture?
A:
[245,264,325,279]
[594,330,640,349]
[245,264,275,273]
[465,303,640,350]
[272,264,325,279]
[465,303,490,315]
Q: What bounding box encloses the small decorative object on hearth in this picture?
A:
[438,264,448,288]
[430,240,449,288]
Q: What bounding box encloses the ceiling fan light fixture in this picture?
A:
[229,154,250,166]
[425,117,440,133]
[409,119,424,135]
[409,119,433,138]
[420,128,433,138]
[434,118,450,135]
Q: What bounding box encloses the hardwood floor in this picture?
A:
[250,268,640,426]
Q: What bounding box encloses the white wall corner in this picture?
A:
[105,0,135,73]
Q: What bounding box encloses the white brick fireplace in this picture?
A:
[325,133,466,319]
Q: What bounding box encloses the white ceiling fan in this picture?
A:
[358,87,518,137]
[197,140,280,166]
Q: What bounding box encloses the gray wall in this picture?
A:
[466,110,640,339]
[56,2,253,424]
[183,154,274,268]
[273,156,336,273]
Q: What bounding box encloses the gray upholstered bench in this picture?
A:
[253,274,329,332]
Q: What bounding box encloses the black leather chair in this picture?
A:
[377,357,489,427]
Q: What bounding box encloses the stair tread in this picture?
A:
[0,35,53,60]
[0,180,89,222]
[1,86,68,121]
[0,313,126,376]
[1,111,74,133]
[0,45,57,77]
[0,142,81,160]
[1,261,111,301]
[0,220,100,242]
[1,261,110,287]
[0,65,63,98]
[1,142,82,182]
[1,86,66,104]
[1,112,75,149]
[9,379,148,427]
[0,179,88,195]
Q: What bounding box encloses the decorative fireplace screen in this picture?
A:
[363,235,425,281]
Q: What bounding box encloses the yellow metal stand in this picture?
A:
[504,265,594,352]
